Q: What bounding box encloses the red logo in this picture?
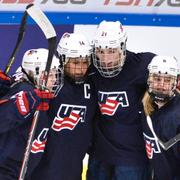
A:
[31,128,49,153]
[1,0,34,3]
[98,91,129,116]
[104,0,180,7]
[52,104,86,132]
[143,133,161,159]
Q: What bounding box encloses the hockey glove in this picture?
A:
[34,89,54,111]
[16,89,54,117]
[0,70,12,96]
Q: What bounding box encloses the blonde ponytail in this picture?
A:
[142,91,155,116]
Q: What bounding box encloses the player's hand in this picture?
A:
[0,70,12,96]
[33,89,54,111]
[0,70,11,82]
[16,89,54,116]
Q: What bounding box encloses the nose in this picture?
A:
[156,79,166,90]
[75,64,88,75]
[158,78,165,84]
[100,56,114,66]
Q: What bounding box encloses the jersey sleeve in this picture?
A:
[0,91,37,134]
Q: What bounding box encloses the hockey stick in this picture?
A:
[18,4,57,180]
[146,115,180,151]
[4,4,33,74]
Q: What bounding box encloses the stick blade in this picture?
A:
[26,4,56,39]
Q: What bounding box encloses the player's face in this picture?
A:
[39,69,58,91]
[95,48,121,69]
[64,57,90,81]
[149,74,176,95]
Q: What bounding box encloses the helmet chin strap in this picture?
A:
[149,90,175,107]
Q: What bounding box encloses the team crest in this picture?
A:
[143,133,161,159]
[98,91,129,116]
[31,128,49,154]
[52,104,87,132]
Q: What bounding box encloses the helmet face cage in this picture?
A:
[147,55,179,102]
[148,73,177,102]
[64,56,91,84]
[93,44,126,78]
[57,32,92,84]
[38,67,63,95]
[93,20,127,78]
[22,48,62,94]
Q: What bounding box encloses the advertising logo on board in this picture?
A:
[0,0,179,12]
[0,0,86,4]
[104,0,180,7]
[1,0,180,7]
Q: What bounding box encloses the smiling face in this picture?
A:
[148,73,177,102]
[148,73,176,95]
[39,68,59,92]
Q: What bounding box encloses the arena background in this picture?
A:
[0,0,180,179]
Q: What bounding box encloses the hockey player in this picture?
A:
[0,48,61,179]
[86,20,156,180]
[142,56,180,180]
[28,33,98,180]
[0,70,13,97]
[177,75,180,91]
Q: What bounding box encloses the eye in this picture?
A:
[164,77,171,83]
[153,76,159,81]
[74,61,79,65]
[100,50,105,54]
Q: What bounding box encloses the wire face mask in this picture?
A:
[147,56,179,103]
[64,56,91,84]
[39,67,63,96]
[148,73,177,102]
[57,32,92,84]
[93,46,125,78]
[92,20,127,78]
[22,48,63,96]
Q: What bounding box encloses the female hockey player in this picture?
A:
[86,20,156,180]
[29,32,98,180]
[142,55,180,180]
[0,48,61,179]
[0,70,12,97]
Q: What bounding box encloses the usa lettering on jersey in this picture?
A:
[143,133,161,159]
[98,91,129,116]
[52,104,87,132]
[31,128,49,153]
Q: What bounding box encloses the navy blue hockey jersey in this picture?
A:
[28,76,98,180]
[0,82,51,179]
[142,94,180,180]
[91,50,155,166]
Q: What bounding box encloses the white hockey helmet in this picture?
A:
[22,48,61,92]
[94,20,127,49]
[57,32,92,62]
[93,20,127,78]
[56,33,92,84]
[147,55,179,102]
[148,56,179,77]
